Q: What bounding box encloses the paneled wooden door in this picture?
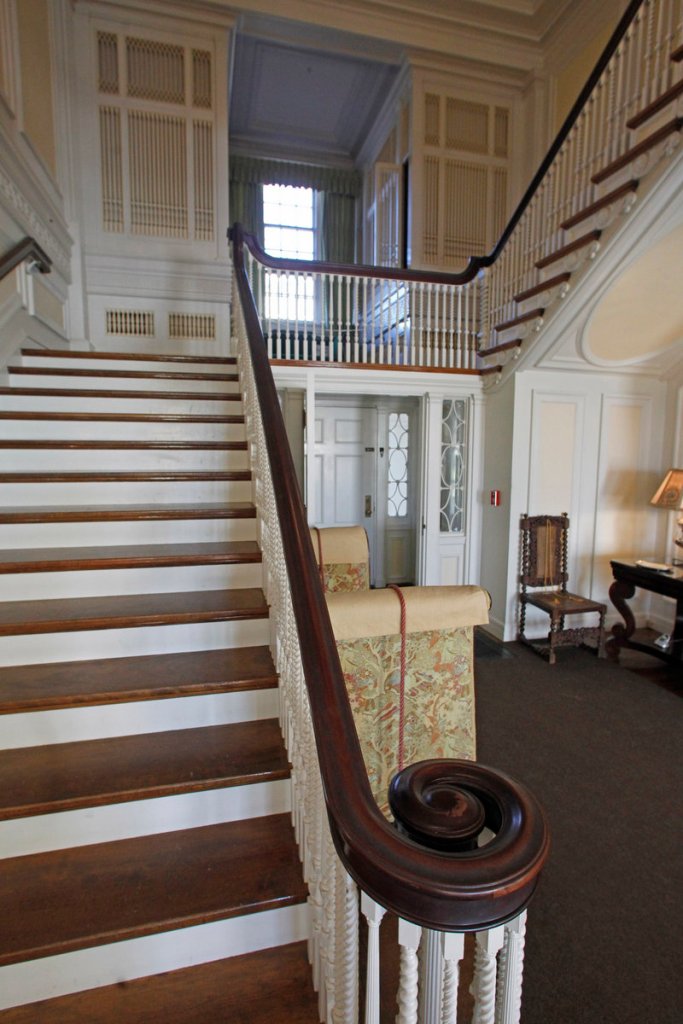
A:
[311,400,378,583]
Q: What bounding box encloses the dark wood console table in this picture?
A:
[606,560,683,670]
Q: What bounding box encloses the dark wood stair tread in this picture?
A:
[0,411,244,423]
[10,366,239,382]
[560,179,639,230]
[627,77,683,130]
[493,308,544,332]
[0,502,256,523]
[479,338,522,358]
[0,541,261,573]
[0,719,289,819]
[535,229,602,269]
[0,815,306,966]
[0,588,268,636]
[513,272,570,303]
[0,645,277,713]
[591,118,682,184]
[0,387,241,401]
[21,348,236,365]
[0,941,319,1023]
[0,470,251,482]
[0,440,247,450]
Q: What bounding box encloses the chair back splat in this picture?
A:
[519,513,606,665]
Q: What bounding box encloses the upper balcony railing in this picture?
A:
[238,0,680,373]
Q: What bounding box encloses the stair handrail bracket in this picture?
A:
[232,221,549,1020]
[0,237,52,281]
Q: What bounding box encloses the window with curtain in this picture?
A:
[229,155,361,262]
[263,184,315,321]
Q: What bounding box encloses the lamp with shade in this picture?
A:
[650,468,683,565]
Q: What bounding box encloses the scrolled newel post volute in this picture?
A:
[389,759,550,927]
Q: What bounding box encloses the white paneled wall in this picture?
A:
[499,371,667,641]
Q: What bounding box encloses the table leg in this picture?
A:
[606,578,636,661]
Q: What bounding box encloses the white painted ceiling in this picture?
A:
[230,33,400,165]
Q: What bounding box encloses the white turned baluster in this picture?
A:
[440,931,465,1024]
[419,929,443,1024]
[409,282,417,364]
[333,869,359,1024]
[361,893,386,1024]
[353,277,360,363]
[470,926,505,1024]
[455,287,462,368]
[370,278,377,363]
[320,829,337,1022]
[396,919,421,1024]
[494,912,527,1024]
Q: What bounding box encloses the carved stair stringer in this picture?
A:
[481,135,683,386]
[479,93,683,381]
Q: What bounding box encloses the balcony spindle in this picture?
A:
[362,893,386,1024]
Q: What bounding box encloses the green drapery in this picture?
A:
[229,155,360,259]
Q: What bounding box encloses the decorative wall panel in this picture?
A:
[95,28,216,243]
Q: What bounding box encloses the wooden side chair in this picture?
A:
[519,513,606,665]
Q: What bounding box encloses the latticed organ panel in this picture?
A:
[424,93,440,146]
[129,112,187,236]
[444,161,487,261]
[421,88,511,268]
[193,120,214,241]
[126,38,184,104]
[95,29,216,243]
[445,98,488,154]
[492,166,508,243]
[494,106,509,158]
[423,155,440,264]
[99,107,124,232]
[97,32,119,94]
[192,50,212,108]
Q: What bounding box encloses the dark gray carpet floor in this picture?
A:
[474,639,682,1024]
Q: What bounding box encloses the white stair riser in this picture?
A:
[0,778,291,858]
[8,373,240,394]
[0,449,249,472]
[0,687,279,749]
[20,355,237,375]
[0,420,246,442]
[0,517,257,548]
[0,479,254,505]
[1,394,243,415]
[0,616,270,666]
[0,902,309,1011]
[2,562,263,601]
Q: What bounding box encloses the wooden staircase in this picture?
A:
[479,40,683,373]
[0,348,318,1020]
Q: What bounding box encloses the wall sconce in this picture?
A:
[650,468,683,565]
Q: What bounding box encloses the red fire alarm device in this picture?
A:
[490,490,501,506]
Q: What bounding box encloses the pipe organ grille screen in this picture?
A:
[421,90,510,269]
[96,31,215,242]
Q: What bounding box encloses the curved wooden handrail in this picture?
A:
[231,222,550,931]
[239,0,644,287]
[0,238,52,281]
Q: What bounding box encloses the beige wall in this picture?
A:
[554,23,613,130]
[16,0,56,174]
